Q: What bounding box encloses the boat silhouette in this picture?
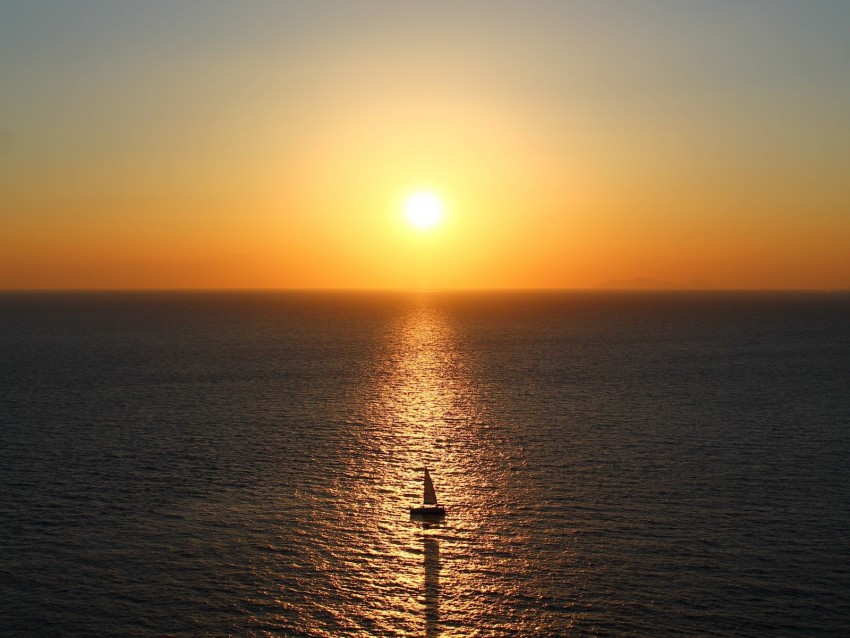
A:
[410,467,446,518]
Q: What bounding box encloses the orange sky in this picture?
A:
[2,2,849,290]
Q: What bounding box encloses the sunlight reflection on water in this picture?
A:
[360,296,471,636]
[337,294,551,636]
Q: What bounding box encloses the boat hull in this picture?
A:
[409,505,446,518]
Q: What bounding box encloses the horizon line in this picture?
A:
[1,286,847,293]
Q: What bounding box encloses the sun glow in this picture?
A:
[403,191,444,230]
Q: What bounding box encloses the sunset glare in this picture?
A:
[3,3,850,635]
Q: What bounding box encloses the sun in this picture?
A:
[403,191,444,230]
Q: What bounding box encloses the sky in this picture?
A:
[2,0,849,290]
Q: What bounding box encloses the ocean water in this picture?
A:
[1,290,849,637]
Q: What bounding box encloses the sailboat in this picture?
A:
[410,467,446,517]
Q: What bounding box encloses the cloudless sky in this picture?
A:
[2,0,849,289]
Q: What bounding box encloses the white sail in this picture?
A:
[423,468,438,505]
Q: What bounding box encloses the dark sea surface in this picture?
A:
[1,290,849,637]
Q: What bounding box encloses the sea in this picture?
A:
[1,290,848,637]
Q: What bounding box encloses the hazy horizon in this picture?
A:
[3,285,849,293]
